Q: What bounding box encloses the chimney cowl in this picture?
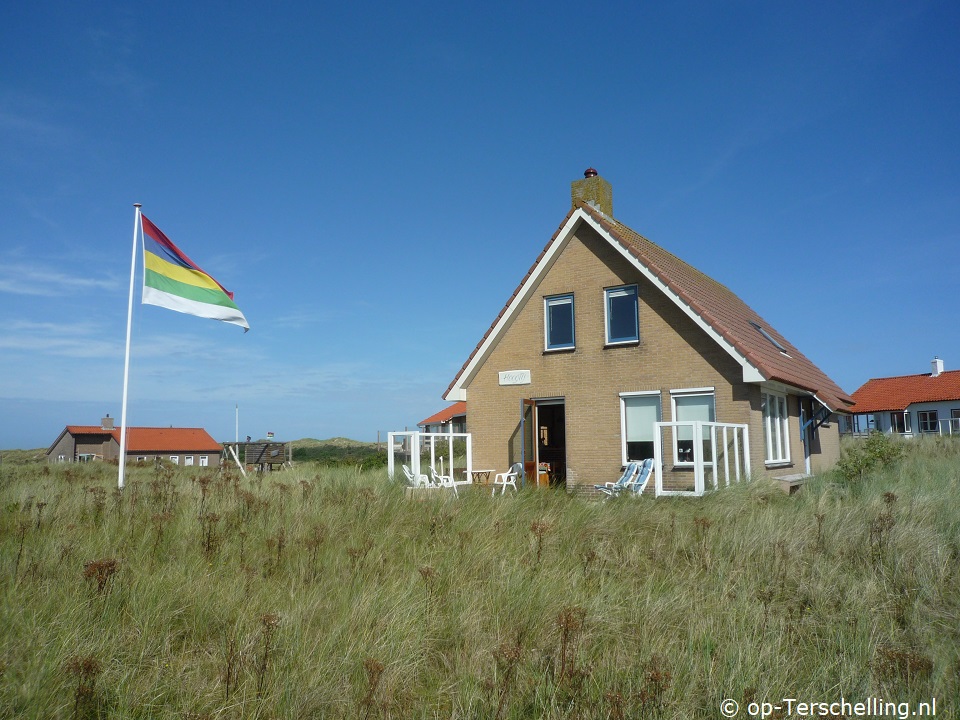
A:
[584,167,598,178]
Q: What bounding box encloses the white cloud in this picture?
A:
[0,262,119,297]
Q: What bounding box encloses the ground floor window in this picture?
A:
[136,456,147,463]
[184,456,194,466]
[199,455,209,467]
[620,392,661,463]
[890,412,912,434]
[671,390,715,464]
[170,455,179,465]
[917,410,939,434]
[762,391,791,464]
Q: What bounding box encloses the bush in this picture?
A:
[836,431,905,483]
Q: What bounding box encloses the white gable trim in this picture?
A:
[444,209,764,401]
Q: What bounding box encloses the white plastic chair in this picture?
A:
[594,461,638,497]
[402,464,430,488]
[430,466,459,497]
[492,462,522,496]
[624,458,654,496]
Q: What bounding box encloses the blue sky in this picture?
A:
[2,1,958,450]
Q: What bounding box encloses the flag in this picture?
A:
[141,214,249,331]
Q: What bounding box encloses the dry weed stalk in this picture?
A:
[493,640,523,720]
[83,558,119,594]
[255,613,281,697]
[63,654,102,720]
[529,520,550,567]
[359,657,385,720]
[223,634,241,701]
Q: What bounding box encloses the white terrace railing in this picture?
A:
[387,431,473,486]
[653,421,750,497]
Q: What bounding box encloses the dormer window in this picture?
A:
[750,321,790,356]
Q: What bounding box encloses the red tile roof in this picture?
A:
[445,202,852,412]
[419,401,466,427]
[848,370,960,413]
[61,426,221,453]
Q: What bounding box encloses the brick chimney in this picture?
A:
[931,356,944,377]
[571,168,613,217]
[101,414,114,430]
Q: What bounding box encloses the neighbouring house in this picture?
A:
[842,357,960,436]
[47,416,222,467]
[418,401,467,434]
[443,169,853,496]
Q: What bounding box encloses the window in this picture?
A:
[620,392,661,463]
[890,412,912,434]
[544,294,575,350]
[917,410,939,434]
[184,456,194,466]
[136,456,147,463]
[762,391,791,464]
[750,321,790,356]
[199,456,209,467]
[672,391,715,464]
[170,455,179,465]
[605,285,639,344]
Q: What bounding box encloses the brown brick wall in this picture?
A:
[463,223,840,493]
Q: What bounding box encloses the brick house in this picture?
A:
[47,416,222,467]
[443,170,852,495]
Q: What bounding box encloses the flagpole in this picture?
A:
[118,203,142,490]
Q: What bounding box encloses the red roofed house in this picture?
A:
[47,416,222,467]
[418,401,467,434]
[444,170,853,495]
[843,357,960,436]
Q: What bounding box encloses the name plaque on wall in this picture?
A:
[498,370,531,386]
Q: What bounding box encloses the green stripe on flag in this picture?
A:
[145,269,241,310]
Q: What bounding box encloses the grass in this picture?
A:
[1,439,958,718]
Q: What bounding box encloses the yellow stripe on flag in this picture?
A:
[144,250,225,292]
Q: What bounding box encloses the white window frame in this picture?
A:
[605,284,639,345]
[917,410,938,434]
[762,390,791,465]
[184,455,194,467]
[170,455,179,465]
[544,293,575,351]
[670,388,715,466]
[619,391,662,464]
[136,456,147,463]
[199,455,209,467]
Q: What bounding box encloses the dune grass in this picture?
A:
[1,438,958,718]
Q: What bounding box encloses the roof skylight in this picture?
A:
[750,321,790,356]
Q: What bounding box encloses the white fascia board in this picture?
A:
[577,212,767,385]
[443,211,586,402]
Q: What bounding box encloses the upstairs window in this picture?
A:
[545,294,575,350]
[605,285,639,344]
